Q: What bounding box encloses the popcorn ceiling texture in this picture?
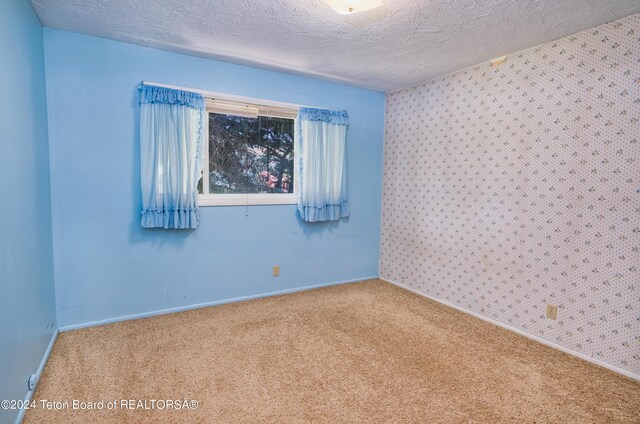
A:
[30,0,640,92]
[380,13,640,376]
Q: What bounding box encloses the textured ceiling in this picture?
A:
[31,0,640,92]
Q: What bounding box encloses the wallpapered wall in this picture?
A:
[380,13,639,376]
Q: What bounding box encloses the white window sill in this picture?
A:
[198,194,297,206]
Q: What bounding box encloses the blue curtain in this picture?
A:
[139,84,204,229]
[296,108,349,222]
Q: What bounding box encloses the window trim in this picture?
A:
[198,95,298,207]
[198,193,297,207]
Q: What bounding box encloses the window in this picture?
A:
[198,98,298,206]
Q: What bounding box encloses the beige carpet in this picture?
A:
[26,279,639,423]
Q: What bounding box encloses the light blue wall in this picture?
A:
[43,29,385,329]
[0,1,57,422]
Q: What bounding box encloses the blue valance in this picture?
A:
[139,84,205,109]
[298,107,349,126]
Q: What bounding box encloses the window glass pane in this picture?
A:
[208,113,295,194]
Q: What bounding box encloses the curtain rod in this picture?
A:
[142,81,344,112]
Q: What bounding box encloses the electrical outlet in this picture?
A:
[546,304,558,320]
[28,374,37,391]
[272,265,280,277]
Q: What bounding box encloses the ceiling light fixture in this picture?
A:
[323,0,385,15]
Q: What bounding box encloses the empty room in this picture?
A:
[1,0,639,422]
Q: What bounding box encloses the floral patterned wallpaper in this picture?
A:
[380,13,640,376]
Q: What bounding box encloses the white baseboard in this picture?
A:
[381,276,640,382]
[59,276,378,333]
[15,328,58,424]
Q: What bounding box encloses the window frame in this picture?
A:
[198,97,299,207]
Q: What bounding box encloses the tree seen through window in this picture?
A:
[200,113,295,194]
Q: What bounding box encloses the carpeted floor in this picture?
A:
[26,279,639,423]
